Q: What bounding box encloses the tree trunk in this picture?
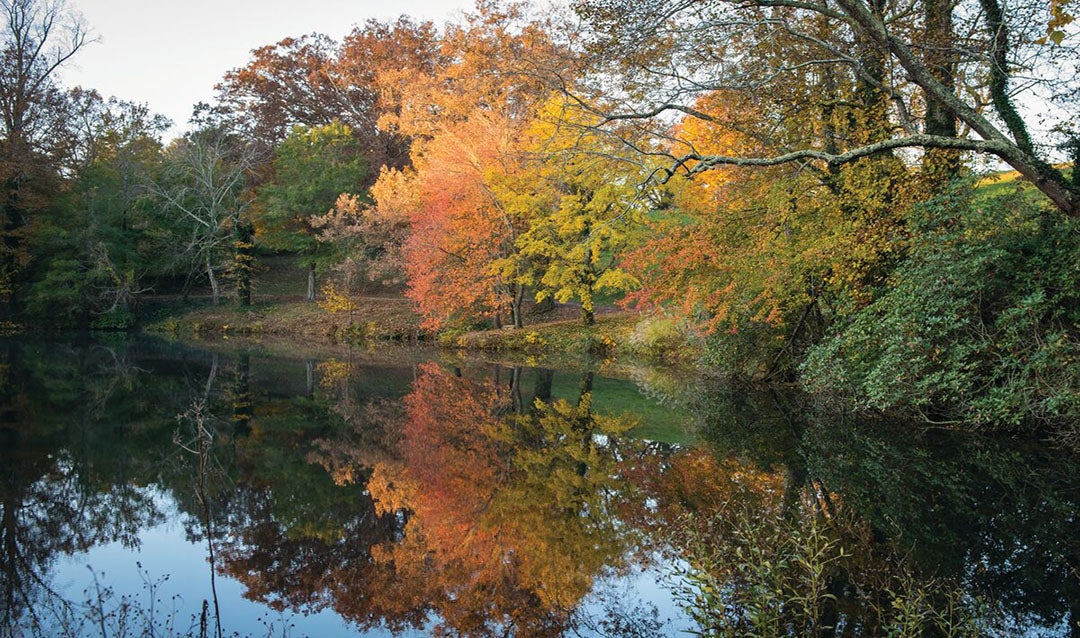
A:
[856,0,890,145]
[577,371,594,407]
[580,242,596,326]
[306,261,316,303]
[512,285,525,329]
[1070,140,1080,191]
[510,367,524,415]
[231,353,252,436]
[206,257,220,306]
[233,221,254,306]
[534,369,554,404]
[921,0,960,183]
[306,359,315,399]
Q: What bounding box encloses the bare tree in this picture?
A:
[0,0,91,149]
[571,0,1080,215]
[153,127,256,305]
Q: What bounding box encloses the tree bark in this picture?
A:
[306,261,316,303]
[511,284,525,329]
[206,256,220,305]
[921,0,960,183]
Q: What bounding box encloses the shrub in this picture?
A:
[803,185,1080,429]
[627,314,701,360]
[90,306,136,331]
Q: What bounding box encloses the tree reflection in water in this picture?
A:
[0,340,1078,637]
[655,386,1080,636]
[359,362,651,636]
[0,341,168,634]
[218,359,664,636]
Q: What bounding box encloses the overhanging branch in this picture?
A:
[663,134,1007,179]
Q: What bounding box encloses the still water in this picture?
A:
[1,336,1078,637]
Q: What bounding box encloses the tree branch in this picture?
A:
[662,134,1007,180]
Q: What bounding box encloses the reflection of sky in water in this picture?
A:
[8,340,1078,637]
[47,490,693,637]
[578,554,697,635]
[49,489,421,637]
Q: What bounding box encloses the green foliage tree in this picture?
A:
[0,0,92,318]
[256,121,369,302]
[803,186,1080,431]
[24,92,169,328]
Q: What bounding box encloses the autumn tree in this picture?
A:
[396,112,538,330]
[363,363,639,635]
[214,33,351,145]
[562,0,1080,430]
[572,0,1080,215]
[375,3,582,330]
[216,18,445,305]
[515,96,651,324]
[614,52,917,376]
[0,0,91,316]
[215,17,441,166]
[310,178,411,297]
[337,16,443,169]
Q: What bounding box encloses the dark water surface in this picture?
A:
[1,336,1078,636]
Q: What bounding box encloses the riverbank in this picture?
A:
[145,297,425,343]
[145,297,704,364]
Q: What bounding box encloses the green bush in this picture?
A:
[626,314,701,360]
[90,306,136,331]
[802,185,1080,429]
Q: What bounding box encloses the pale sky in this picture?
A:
[60,0,477,135]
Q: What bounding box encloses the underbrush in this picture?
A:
[450,313,703,363]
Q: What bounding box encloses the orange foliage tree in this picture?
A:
[216,17,440,166]
[369,4,574,330]
[622,87,917,377]
[394,112,540,330]
[368,363,559,634]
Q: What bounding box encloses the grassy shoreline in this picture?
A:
[144,297,704,365]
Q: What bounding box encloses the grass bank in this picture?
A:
[144,296,426,345]
[145,297,704,364]
[448,312,703,363]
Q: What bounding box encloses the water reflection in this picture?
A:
[686,388,1080,635]
[0,338,1077,636]
[355,362,648,635]
[0,341,172,631]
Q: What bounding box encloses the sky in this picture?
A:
[60,0,477,135]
